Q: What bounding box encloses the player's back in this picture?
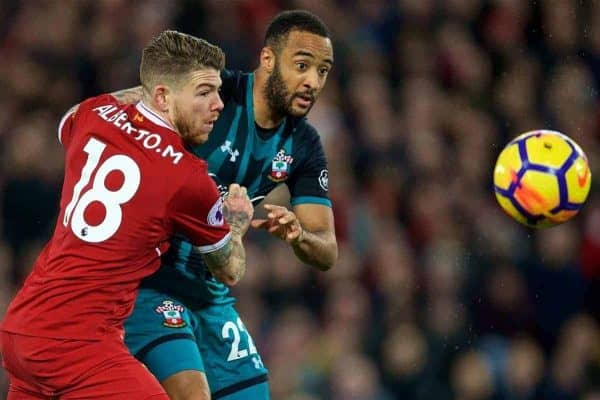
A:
[1,94,220,340]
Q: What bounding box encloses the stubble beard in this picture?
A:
[265,63,310,119]
[173,102,197,145]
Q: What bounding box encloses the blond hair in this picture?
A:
[140,30,225,94]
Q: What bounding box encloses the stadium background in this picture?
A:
[1,1,599,399]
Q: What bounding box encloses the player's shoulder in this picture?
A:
[290,117,321,144]
[79,93,120,111]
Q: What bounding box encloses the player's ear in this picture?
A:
[153,85,170,112]
[260,47,276,74]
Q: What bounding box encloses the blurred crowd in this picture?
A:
[1,0,600,399]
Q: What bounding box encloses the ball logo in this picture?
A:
[577,166,590,188]
[207,197,225,226]
[318,169,329,191]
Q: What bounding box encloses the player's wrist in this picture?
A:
[291,226,305,246]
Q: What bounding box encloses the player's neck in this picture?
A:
[253,70,285,129]
[141,100,178,133]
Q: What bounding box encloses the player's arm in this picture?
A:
[58,86,144,146]
[251,128,338,270]
[291,203,337,270]
[110,86,143,104]
[253,203,337,270]
[62,86,142,117]
[200,184,253,285]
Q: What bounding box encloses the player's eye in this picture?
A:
[318,67,330,76]
[296,62,308,71]
[198,91,210,97]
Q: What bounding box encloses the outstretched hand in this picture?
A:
[251,204,304,244]
[222,184,254,236]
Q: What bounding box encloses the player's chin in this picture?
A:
[289,103,311,117]
[188,130,210,145]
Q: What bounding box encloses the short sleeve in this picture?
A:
[169,166,231,253]
[57,106,78,147]
[286,126,332,208]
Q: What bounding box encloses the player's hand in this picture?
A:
[251,204,304,244]
[222,184,253,236]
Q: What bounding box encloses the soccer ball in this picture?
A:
[493,130,591,228]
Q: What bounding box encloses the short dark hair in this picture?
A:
[140,30,225,93]
[264,10,330,53]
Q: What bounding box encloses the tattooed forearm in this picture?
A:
[201,183,252,285]
[201,239,233,269]
[110,86,143,104]
[222,206,251,236]
[199,234,246,286]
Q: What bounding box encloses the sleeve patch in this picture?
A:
[318,169,329,191]
[207,197,225,226]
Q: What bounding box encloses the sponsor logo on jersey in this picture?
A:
[207,197,225,226]
[208,173,228,198]
[220,140,239,162]
[155,300,187,328]
[268,149,294,182]
[319,169,329,191]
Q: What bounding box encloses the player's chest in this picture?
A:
[196,111,298,198]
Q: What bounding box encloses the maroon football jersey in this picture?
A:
[1,94,230,339]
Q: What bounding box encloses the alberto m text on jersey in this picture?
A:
[93,103,183,165]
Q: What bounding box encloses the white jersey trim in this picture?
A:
[194,232,231,254]
[135,101,175,131]
[57,107,77,144]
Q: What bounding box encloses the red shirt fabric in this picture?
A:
[1,95,230,340]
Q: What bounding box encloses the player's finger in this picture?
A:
[286,230,300,241]
[268,223,282,233]
[228,183,241,195]
[279,212,296,224]
[250,219,269,229]
[239,186,248,197]
[263,204,285,212]
[267,207,287,219]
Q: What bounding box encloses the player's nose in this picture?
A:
[302,69,321,91]
[213,93,224,112]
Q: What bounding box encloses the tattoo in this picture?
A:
[200,234,246,285]
[202,238,233,269]
[110,86,143,105]
[222,204,251,236]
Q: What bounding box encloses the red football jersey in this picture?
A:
[1,94,230,340]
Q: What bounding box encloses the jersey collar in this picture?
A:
[135,101,176,131]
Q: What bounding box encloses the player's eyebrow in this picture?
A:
[195,82,221,91]
[293,50,334,66]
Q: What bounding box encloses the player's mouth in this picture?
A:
[204,118,218,131]
[294,94,314,109]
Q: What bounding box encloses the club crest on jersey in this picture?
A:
[268,149,294,182]
[155,300,186,328]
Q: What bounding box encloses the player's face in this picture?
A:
[171,69,224,146]
[266,30,333,118]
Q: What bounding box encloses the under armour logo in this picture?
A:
[220,140,239,162]
[252,356,264,369]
